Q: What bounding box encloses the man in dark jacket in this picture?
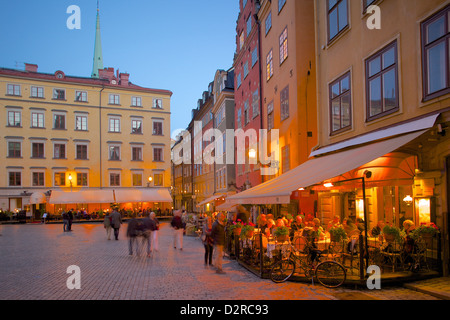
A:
[210,212,226,274]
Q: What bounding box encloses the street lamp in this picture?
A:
[68,174,73,191]
[147,176,153,188]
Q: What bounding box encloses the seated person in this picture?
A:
[312,218,325,240]
[326,215,341,232]
[289,215,304,239]
[371,221,385,237]
[344,218,359,236]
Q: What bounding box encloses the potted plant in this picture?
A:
[228,220,243,236]
[274,226,290,242]
[412,222,439,246]
[240,223,255,239]
[329,226,347,242]
[382,225,402,243]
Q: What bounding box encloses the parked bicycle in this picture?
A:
[270,236,346,288]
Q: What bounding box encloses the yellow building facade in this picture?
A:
[0,64,172,219]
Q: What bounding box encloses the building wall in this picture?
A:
[0,66,172,213]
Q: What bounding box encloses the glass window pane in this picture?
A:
[427,41,447,94]
[329,8,338,39]
[427,15,446,44]
[341,75,349,93]
[369,57,381,77]
[383,47,395,69]
[331,83,340,98]
[329,0,338,10]
[383,68,397,111]
[341,93,351,127]
[338,0,348,32]
[332,99,341,131]
[369,77,382,117]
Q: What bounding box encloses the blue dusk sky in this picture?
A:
[0,0,239,139]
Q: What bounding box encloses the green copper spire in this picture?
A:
[91,1,103,78]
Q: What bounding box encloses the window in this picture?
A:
[132,96,142,107]
[252,89,259,118]
[239,31,244,50]
[8,141,21,158]
[280,85,289,121]
[328,0,348,42]
[109,94,120,105]
[266,50,273,81]
[32,142,45,158]
[279,28,288,64]
[153,121,163,135]
[132,173,142,187]
[330,72,352,133]
[77,173,88,186]
[243,61,249,79]
[7,84,21,96]
[267,101,274,130]
[76,145,88,160]
[366,41,399,121]
[282,145,290,173]
[32,172,44,186]
[237,108,242,129]
[244,100,250,125]
[237,73,242,88]
[363,0,377,11]
[75,115,87,131]
[53,89,65,100]
[54,144,66,159]
[243,0,248,9]
[421,5,450,100]
[109,117,121,132]
[153,147,163,162]
[132,146,143,161]
[247,15,252,37]
[131,119,143,134]
[53,114,66,130]
[153,98,163,109]
[265,12,272,35]
[109,146,120,161]
[252,47,258,67]
[7,110,21,127]
[154,173,163,186]
[75,91,87,102]
[31,112,45,128]
[9,172,21,186]
[110,173,120,186]
[278,0,286,13]
[54,172,65,186]
[31,86,44,98]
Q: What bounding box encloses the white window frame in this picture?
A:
[75,114,88,131]
[31,86,44,98]
[132,96,142,107]
[31,170,45,187]
[75,90,88,102]
[7,84,21,96]
[108,116,121,133]
[109,94,120,105]
[52,88,66,100]
[108,144,121,161]
[31,110,45,128]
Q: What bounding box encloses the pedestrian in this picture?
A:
[171,209,185,250]
[142,213,156,257]
[110,209,122,240]
[68,209,74,231]
[127,218,140,255]
[150,211,160,252]
[103,211,112,240]
[62,210,69,232]
[210,212,226,274]
[202,216,214,268]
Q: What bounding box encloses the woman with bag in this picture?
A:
[202,216,214,268]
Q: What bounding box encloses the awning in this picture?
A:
[227,130,427,205]
[28,192,47,205]
[49,190,115,204]
[197,193,227,207]
[113,188,172,203]
[310,113,439,157]
[215,202,237,212]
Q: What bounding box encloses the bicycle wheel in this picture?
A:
[315,260,346,288]
[270,259,295,283]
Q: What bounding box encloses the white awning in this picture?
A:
[28,192,47,205]
[197,193,227,207]
[49,190,115,204]
[310,113,439,157]
[227,130,427,205]
[113,188,172,203]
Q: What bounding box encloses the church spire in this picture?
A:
[91,0,103,78]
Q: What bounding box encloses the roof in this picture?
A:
[0,67,173,96]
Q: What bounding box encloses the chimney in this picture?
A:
[25,63,38,73]
[119,73,129,86]
[98,67,115,81]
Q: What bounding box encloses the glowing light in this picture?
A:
[324,183,334,188]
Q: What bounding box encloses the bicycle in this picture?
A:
[270,237,346,288]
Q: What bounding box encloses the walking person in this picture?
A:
[127,218,140,255]
[202,216,214,268]
[142,213,155,257]
[110,209,122,240]
[150,211,160,252]
[62,210,69,232]
[171,210,185,250]
[211,212,226,274]
[67,209,74,231]
[103,211,112,240]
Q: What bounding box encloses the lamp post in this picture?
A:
[68,174,73,192]
[147,176,153,188]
